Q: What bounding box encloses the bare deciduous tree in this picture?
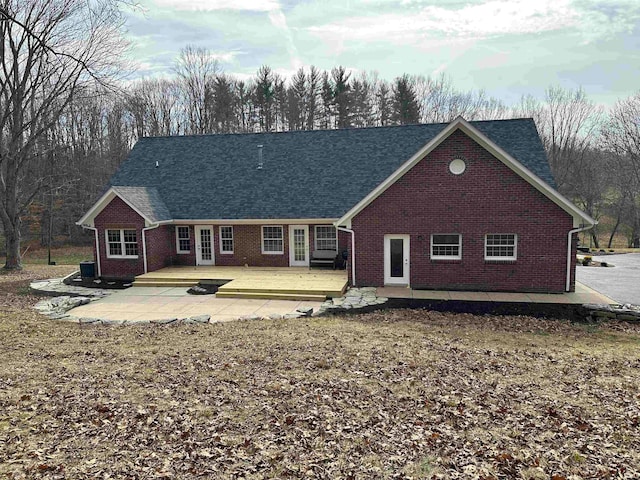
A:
[174,45,220,135]
[0,0,127,269]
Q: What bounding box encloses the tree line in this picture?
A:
[1,0,640,269]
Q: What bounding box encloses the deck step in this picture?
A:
[217,287,343,297]
[215,291,327,301]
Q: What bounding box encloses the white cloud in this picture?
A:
[152,0,280,12]
[268,9,303,71]
[307,0,579,45]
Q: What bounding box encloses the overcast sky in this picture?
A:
[122,0,640,108]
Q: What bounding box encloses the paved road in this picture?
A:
[576,253,640,305]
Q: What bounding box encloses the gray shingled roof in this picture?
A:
[109,118,554,220]
[111,186,172,223]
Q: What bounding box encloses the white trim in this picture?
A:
[81,225,102,277]
[337,226,356,286]
[261,225,284,255]
[195,226,215,265]
[336,117,597,229]
[105,228,139,259]
[314,225,338,252]
[219,226,234,254]
[430,233,462,260]
[142,223,160,273]
[289,225,309,266]
[567,225,592,292]
[384,234,410,285]
[175,226,191,254]
[170,218,338,225]
[77,187,156,227]
[484,233,517,261]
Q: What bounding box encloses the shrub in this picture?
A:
[601,262,608,267]
[582,256,592,266]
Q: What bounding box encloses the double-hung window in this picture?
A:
[176,226,190,254]
[485,234,517,260]
[220,226,234,254]
[106,229,138,258]
[315,226,337,251]
[431,234,462,260]
[262,226,283,254]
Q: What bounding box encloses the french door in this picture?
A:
[195,226,215,265]
[289,225,309,267]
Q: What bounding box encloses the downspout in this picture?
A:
[81,225,102,277]
[566,224,594,292]
[142,223,160,274]
[337,226,356,286]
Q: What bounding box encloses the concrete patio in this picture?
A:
[68,286,323,323]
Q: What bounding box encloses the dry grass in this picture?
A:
[1,266,639,479]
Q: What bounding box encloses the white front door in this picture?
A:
[289,225,309,267]
[384,235,410,285]
[195,226,215,266]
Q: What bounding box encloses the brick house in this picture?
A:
[77,117,595,293]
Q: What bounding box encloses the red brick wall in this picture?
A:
[146,225,173,272]
[94,196,145,279]
[351,129,575,293]
[166,224,346,268]
[213,225,290,267]
[94,197,351,276]
[171,225,196,266]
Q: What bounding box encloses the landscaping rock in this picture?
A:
[150,317,178,325]
[189,314,211,323]
[296,306,314,316]
[101,319,124,326]
[79,317,100,324]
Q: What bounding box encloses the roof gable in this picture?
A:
[337,117,595,228]
[77,186,171,227]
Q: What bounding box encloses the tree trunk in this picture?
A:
[607,213,622,248]
[2,220,22,270]
[590,228,599,249]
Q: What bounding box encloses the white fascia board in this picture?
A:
[337,116,597,229]
[75,186,156,227]
[170,218,338,225]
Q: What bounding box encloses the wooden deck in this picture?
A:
[134,266,348,301]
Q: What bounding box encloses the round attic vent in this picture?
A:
[449,158,466,175]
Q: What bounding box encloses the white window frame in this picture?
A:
[430,234,462,260]
[219,226,234,254]
[314,225,338,252]
[176,226,191,254]
[485,234,517,261]
[105,228,139,259]
[261,225,284,254]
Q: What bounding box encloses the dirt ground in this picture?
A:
[1,265,639,479]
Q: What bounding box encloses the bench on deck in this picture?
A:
[310,250,338,268]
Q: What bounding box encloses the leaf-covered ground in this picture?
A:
[1,266,639,479]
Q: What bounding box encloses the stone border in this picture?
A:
[32,294,317,326]
[580,303,640,322]
[315,287,388,315]
[30,273,111,298]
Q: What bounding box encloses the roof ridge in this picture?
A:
[138,117,535,140]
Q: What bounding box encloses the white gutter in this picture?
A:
[337,226,356,286]
[80,225,102,277]
[141,223,161,274]
[566,224,595,292]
